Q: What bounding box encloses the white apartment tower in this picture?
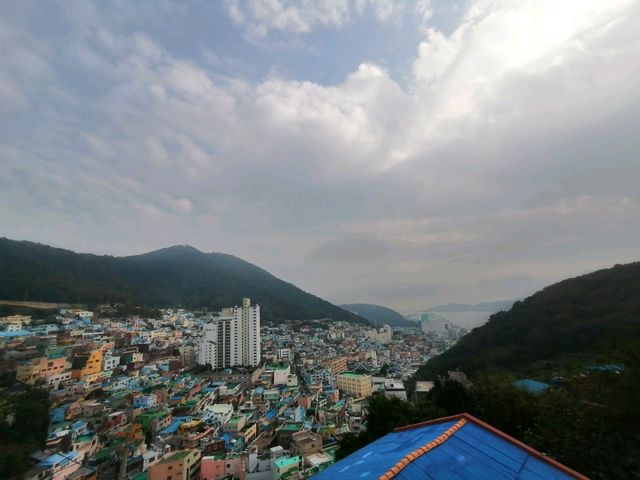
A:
[199,298,261,369]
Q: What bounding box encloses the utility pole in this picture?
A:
[118,443,128,480]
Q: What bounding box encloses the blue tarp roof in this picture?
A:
[513,379,551,394]
[72,420,87,430]
[159,416,187,435]
[265,409,278,420]
[315,415,580,480]
[587,364,625,372]
[49,406,67,423]
[0,329,31,337]
[221,432,234,447]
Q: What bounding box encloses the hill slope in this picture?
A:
[415,261,640,379]
[0,238,367,323]
[340,303,416,327]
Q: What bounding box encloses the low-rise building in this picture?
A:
[336,372,372,398]
[223,415,247,433]
[102,354,120,371]
[72,350,103,381]
[291,430,323,457]
[273,456,301,479]
[148,450,201,480]
[323,356,347,376]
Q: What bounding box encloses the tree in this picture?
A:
[428,379,473,415]
[0,387,50,478]
[337,396,444,459]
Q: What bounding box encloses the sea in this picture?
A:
[427,311,492,331]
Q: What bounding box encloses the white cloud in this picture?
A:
[1,0,640,309]
[224,0,415,40]
[175,197,194,213]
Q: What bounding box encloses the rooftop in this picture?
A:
[338,372,368,379]
[161,450,193,463]
[274,456,301,469]
[314,413,587,480]
[512,379,551,394]
[280,423,302,431]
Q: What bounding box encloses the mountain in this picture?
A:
[415,261,640,379]
[0,238,367,324]
[427,300,516,313]
[340,303,416,327]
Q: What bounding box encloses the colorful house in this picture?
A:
[148,450,201,480]
[72,350,103,381]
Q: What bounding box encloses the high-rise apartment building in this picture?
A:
[199,298,261,369]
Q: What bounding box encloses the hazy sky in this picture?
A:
[2,0,640,312]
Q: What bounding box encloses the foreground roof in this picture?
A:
[315,413,587,480]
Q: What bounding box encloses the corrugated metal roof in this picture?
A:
[314,414,586,480]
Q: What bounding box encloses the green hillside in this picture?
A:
[399,262,640,479]
[415,261,640,379]
[0,238,367,324]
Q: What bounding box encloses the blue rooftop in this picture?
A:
[159,417,187,435]
[221,432,233,446]
[0,329,31,337]
[38,451,79,468]
[513,379,551,395]
[49,406,67,423]
[72,420,87,430]
[587,364,625,372]
[265,409,278,420]
[315,414,584,480]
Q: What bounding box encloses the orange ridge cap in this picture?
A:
[377,418,467,480]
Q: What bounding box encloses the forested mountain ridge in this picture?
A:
[415,261,640,379]
[339,303,416,327]
[0,238,367,323]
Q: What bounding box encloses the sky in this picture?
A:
[2,0,640,313]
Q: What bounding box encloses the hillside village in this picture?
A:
[0,300,464,480]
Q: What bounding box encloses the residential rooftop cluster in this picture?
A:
[0,300,466,480]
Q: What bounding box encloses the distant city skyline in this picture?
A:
[2,1,640,311]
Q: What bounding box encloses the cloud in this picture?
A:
[224,0,428,40]
[330,281,442,305]
[1,0,639,310]
[309,235,390,262]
